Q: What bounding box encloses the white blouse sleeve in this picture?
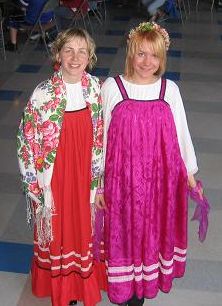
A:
[101,77,122,173]
[167,82,198,175]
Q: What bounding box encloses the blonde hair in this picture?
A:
[51,28,97,70]
[125,29,167,78]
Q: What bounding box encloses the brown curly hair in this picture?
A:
[51,28,97,70]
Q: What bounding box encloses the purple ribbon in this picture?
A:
[188,180,210,242]
[92,208,104,260]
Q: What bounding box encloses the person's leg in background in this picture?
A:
[5,19,22,51]
[9,27,18,45]
[5,1,27,51]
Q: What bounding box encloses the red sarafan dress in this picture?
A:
[31,108,106,306]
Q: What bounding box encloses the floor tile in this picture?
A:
[105,29,125,36]
[0,241,32,273]
[164,71,180,81]
[92,67,110,77]
[15,65,42,74]
[0,272,28,306]
[96,47,118,54]
[0,90,22,101]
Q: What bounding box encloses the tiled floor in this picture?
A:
[0,1,222,305]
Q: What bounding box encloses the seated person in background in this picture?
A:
[6,0,54,51]
[54,0,89,31]
[1,0,28,20]
[11,0,29,12]
[141,0,166,21]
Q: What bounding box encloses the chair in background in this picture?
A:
[88,0,107,25]
[0,0,12,20]
[196,0,215,12]
[19,1,58,56]
[96,0,107,22]
[0,7,6,60]
[66,0,107,35]
[165,0,191,24]
[68,0,90,30]
[176,0,191,23]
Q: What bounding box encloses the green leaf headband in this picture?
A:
[128,22,170,51]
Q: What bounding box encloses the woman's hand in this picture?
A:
[188,174,203,199]
[95,194,106,209]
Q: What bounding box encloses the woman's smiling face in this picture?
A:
[58,37,89,83]
[131,40,160,84]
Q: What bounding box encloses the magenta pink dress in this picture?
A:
[104,76,188,304]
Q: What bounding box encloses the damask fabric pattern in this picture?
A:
[104,77,188,304]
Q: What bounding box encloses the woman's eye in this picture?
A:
[138,52,144,57]
[79,50,87,56]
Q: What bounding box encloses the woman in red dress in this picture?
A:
[17,28,106,306]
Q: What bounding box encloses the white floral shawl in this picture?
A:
[17,69,103,245]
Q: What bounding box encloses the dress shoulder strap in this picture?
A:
[159,78,167,100]
[114,76,129,100]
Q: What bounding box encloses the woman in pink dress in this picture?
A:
[102,22,201,306]
[17,28,106,306]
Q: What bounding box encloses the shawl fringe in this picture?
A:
[26,186,55,246]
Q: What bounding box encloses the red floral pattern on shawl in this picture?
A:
[17,69,103,244]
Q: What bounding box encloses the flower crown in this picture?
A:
[128,22,170,51]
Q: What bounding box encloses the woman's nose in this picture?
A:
[70,51,78,60]
[144,55,151,64]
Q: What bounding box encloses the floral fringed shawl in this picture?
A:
[17,69,103,245]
